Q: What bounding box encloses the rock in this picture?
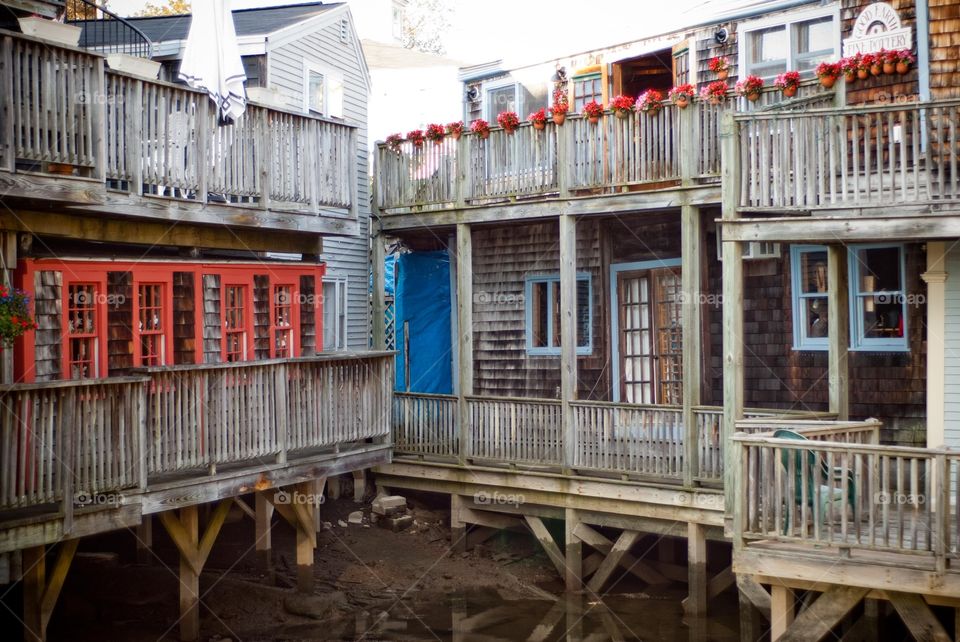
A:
[337,520,348,528]
[347,511,364,524]
[378,514,413,532]
[372,495,407,516]
[283,591,348,619]
[322,522,332,531]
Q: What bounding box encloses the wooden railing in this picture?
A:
[735,99,960,210]
[733,419,958,565]
[468,395,563,466]
[573,401,684,477]
[393,391,458,458]
[0,354,392,514]
[0,30,356,214]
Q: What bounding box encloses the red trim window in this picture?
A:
[137,283,165,366]
[224,284,248,362]
[272,284,295,358]
[65,283,101,379]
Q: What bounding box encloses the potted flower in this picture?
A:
[550,87,569,125]
[880,49,897,75]
[385,133,404,152]
[471,119,490,139]
[497,110,520,134]
[700,81,728,106]
[735,75,765,102]
[447,121,464,140]
[668,84,695,109]
[609,94,634,119]
[840,56,857,84]
[406,129,425,148]
[582,100,604,124]
[709,56,730,80]
[856,54,872,80]
[425,123,446,145]
[816,61,842,88]
[528,108,548,131]
[773,70,801,98]
[863,53,881,77]
[636,90,664,116]
[0,285,37,346]
[896,49,916,74]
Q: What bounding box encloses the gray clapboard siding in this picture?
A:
[267,11,370,350]
[944,247,960,448]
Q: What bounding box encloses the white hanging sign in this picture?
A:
[842,2,912,56]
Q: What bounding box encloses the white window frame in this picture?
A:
[737,4,841,80]
[524,273,593,357]
[484,79,521,121]
[322,275,348,351]
[790,244,909,352]
[302,61,344,118]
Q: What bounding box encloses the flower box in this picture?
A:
[17,17,81,47]
[106,54,161,80]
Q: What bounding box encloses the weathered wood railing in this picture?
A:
[733,419,958,565]
[393,391,458,458]
[736,99,960,210]
[468,395,563,466]
[0,354,392,515]
[0,30,356,214]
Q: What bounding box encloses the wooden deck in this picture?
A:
[0,352,393,551]
[0,29,358,237]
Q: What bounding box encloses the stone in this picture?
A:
[322,522,332,531]
[378,514,413,532]
[283,591,348,619]
[372,495,407,516]
[347,511,364,524]
[337,520,348,528]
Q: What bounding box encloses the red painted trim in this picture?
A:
[132,271,175,368]
[316,264,326,352]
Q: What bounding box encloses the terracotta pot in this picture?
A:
[504,127,516,135]
[615,109,630,119]
[533,121,546,130]
[412,141,423,149]
[844,71,856,83]
[883,62,895,75]
[645,107,661,117]
[821,75,838,88]
[896,62,910,74]
[477,130,489,140]
[708,96,721,106]
[857,69,869,80]
[746,91,760,102]
[451,131,461,140]
[675,96,689,109]
[552,112,566,125]
[588,115,600,124]
[870,63,882,76]
[432,138,444,146]
[783,85,798,98]
[717,69,729,81]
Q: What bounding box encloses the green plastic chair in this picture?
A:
[774,429,855,536]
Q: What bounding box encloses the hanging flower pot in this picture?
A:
[709,56,730,82]
[447,121,464,141]
[883,62,895,75]
[675,96,689,109]
[477,130,490,140]
[533,121,545,130]
[735,76,765,103]
[746,91,761,102]
[451,130,461,141]
[470,119,490,140]
[609,95,634,120]
[869,63,882,76]
[406,129,425,148]
[774,71,800,99]
[528,108,547,131]
[708,96,721,106]
[896,61,910,74]
[496,111,520,136]
[843,71,855,84]
[588,115,600,124]
[615,109,630,119]
[856,69,869,80]
[552,112,566,125]
[582,100,604,124]
[783,86,797,98]
[717,69,729,81]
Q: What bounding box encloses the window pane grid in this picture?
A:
[67,284,98,379]
[224,285,247,362]
[138,283,165,366]
[273,285,294,358]
[526,276,591,354]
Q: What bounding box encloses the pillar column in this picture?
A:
[922,241,948,448]
[564,507,582,591]
[456,224,473,465]
[681,205,702,487]
[684,522,707,616]
[559,214,577,473]
[827,245,850,420]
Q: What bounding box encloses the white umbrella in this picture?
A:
[178,0,246,124]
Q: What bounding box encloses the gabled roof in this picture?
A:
[74,2,341,46]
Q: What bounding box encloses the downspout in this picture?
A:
[917,0,930,102]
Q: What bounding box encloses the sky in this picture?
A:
[106,0,706,66]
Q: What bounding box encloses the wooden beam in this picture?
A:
[559,214,577,472]
[254,492,274,576]
[527,600,565,642]
[21,540,79,642]
[564,507,582,591]
[827,245,849,420]
[770,585,795,641]
[706,565,735,600]
[451,494,466,553]
[456,223,473,466]
[736,575,772,621]
[371,233,387,350]
[293,482,315,593]
[779,586,868,642]
[197,500,232,571]
[586,529,640,594]
[720,211,960,244]
[681,205,702,488]
[572,522,668,585]
[683,522,707,615]
[233,497,255,521]
[459,506,526,532]
[523,515,567,581]
[177,506,200,642]
[887,591,952,642]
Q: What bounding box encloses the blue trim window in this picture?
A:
[790,244,908,352]
[525,273,592,356]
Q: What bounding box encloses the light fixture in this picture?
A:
[715,28,728,44]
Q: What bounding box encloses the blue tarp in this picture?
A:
[394,251,452,394]
[369,254,396,296]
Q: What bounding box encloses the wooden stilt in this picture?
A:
[158,500,232,642]
[559,214,578,475]
[455,223,473,466]
[681,204,702,488]
[528,601,565,642]
[683,522,707,616]
[770,585,795,641]
[827,245,850,420]
[564,508,582,592]
[574,522,667,585]
[21,540,78,642]
[263,486,316,592]
[450,495,466,553]
[523,515,567,581]
[352,469,366,502]
[327,475,341,500]
[136,516,152,565]
[255,492,274,578]
[887,591,951,642]
[779,586,868,642]
[313,477,327,532]
[586,529,640,594]
[565,592,583,642]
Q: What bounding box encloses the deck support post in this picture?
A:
[827,245,850,420]
[922,242,948,449]
[136,516,153,565]
[683,522,707,616]
[255,491,274,577]
[327,475,341,500]
[450,494,466,553]
[158,500,232,642]
[263,485,317,593]
[21,540,79,642]
[564,508,582,591]
[769,585,795,641]
[720,112,744,535]
[524,515,568,582]
[456,223,474,466]
[887,591,952,641]
[681,204,702,487]
[371,232,387,351]
[559,214,578,473]
[352,469,366,502]
[777,586,867,642]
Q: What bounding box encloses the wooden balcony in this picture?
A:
[731,418,960,599]
[0,29,359,237]
[0,353,392,550]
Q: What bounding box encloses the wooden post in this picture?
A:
[371,233,387,351]
[827,245,850,420]
[196,97,209,204]
[559,214,577,473]
[681,204,702,487]
[136,516,153,565]
[684,522,707,616]
[450,494,466,553]
[922,242,948,448]
[21,541,78,642]
[327,475,341,500]
[295,481,315,593]
[90,57,107,183]
[1,36,14,173]
[178,505,200,642]
[259,110,272,211]
[556,121,570,199]
[720,112,744,533]
[770,585,795,641]
[564,508,582,592]
[680,101,697,186]
[255,491,274,578]
[352,469,366,502]
[456,223,473,465]
[275,362,288,464]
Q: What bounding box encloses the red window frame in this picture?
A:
[271,283,298,358]
[63,279,107,380]
[222,282,252,362]
[133,272,175,368]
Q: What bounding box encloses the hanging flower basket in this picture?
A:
[735,76,765,102]
[700,81,728,106]
[0,286,37,346]
[609,95,634,119]
[709,56,730,81]
[406,129,425,148]
[774,71,800,98]
[497,110,520,134]
[636,90,664,117]
[425,123,446,145]
[668,84,695,109]
[385,133,403,152]
[470,119,490,140]
[447,121,464,141]
[816,61,842,88]
[550,86,569,126]
[528,108,547,131]
[582,100,604,124]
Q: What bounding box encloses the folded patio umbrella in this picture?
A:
[178,0,246,124]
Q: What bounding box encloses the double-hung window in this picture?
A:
[272,284,295,358]
[136,282,168,366]
[303,62,344,118]
[740,7,839,79]
[223,284,249,362]
[572,73,602,112]
[790,244,908,351]
[322,276,348,351]
[525,274,592,356]
[65,282,103,379]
